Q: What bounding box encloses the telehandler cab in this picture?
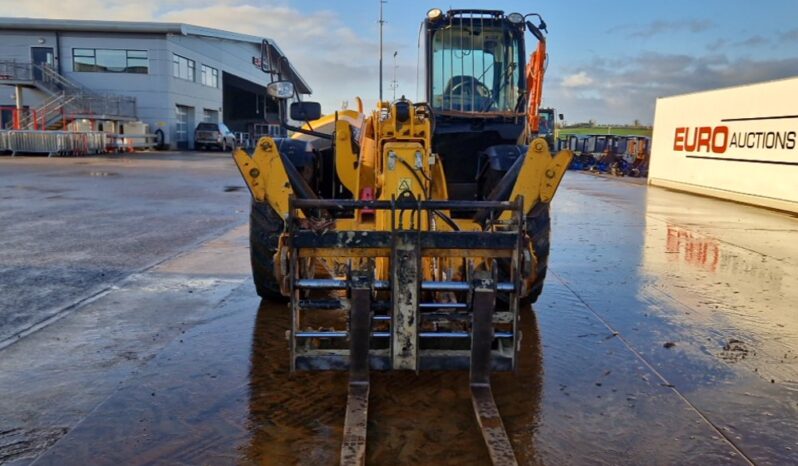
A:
[233,8,572,465]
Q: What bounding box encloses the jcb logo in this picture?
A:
[673,126,728,154]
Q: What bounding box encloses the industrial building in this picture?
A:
[0,17,311,149]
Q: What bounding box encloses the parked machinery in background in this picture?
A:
[561,133,650,177]
[621,135,650,177]
[538,107,563,149]
[560,135,594,170]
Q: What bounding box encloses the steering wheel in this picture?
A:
[447,76,491,98]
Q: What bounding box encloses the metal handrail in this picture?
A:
[19,92,66,129]
[0,60,33,81]
[0,60,138,127]
[38,64,85,93]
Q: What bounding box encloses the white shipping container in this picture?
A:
[649,77,798,213]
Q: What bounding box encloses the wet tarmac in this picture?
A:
[0,152,250,347]
[1,161,797,465]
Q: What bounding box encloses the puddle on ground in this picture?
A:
[12,174,798,465]
[550,173,798,462]
[244,300,541,465]
[641,222,798,385]
[42,171,121,177]
[88,171,120,177]
[30,284,750,465]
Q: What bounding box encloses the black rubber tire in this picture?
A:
[479,166,552,305]
[523,202,551,304]
[250,201,285,300]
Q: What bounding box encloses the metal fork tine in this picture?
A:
[340,272,372,466]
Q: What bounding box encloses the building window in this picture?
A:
[172,54,195,81]
[73,49,148,73]
[201,65,219,88]
[203,109,218,123]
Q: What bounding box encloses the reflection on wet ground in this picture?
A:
[29,282,747,465]
[28,292,536,465]
[3,171,798,464]
[245,298,521,465]
[248,297,545,465]
[550,173,798,463]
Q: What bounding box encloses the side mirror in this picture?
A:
[267,80,294,99]
[290,102,322,122]
[526,20,546,42]
[558,113,564,121]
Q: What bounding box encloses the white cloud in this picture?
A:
[157,3,379,111]
[546,52,798,125]
[561,71,593,88]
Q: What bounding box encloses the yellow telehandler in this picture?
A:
[233,8,572,465]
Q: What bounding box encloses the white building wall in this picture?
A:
[649,77,798,214]
[58,32,171,135]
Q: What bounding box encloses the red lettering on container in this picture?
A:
[712,126,728,154]
[674,127,686,151]
[674,126,729,154]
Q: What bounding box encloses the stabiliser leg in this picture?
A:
[470,277,519,466]
[340,272,372,466]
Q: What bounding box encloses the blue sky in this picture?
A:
[4,0,798,123]
[326,0,798,124]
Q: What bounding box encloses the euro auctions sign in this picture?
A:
[672,115,798,165]
[650,78,798,213]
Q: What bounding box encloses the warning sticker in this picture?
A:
[397,178,412,194]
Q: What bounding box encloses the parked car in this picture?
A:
[194,122,236,151]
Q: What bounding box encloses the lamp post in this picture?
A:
[391,51,398,100]
[379,0,386,102]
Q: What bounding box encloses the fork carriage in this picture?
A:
[286,197,526,373]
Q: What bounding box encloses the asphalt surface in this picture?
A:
[0,156,796,465]
[0,152,250,347]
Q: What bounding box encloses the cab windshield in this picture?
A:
[431,24,522,113]
[539,112,553,136]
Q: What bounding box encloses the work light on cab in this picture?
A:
[507,12,523,24]
[266,80,294,99]
[426,8,443,22]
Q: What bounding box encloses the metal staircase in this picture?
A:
[0,60,136,130]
